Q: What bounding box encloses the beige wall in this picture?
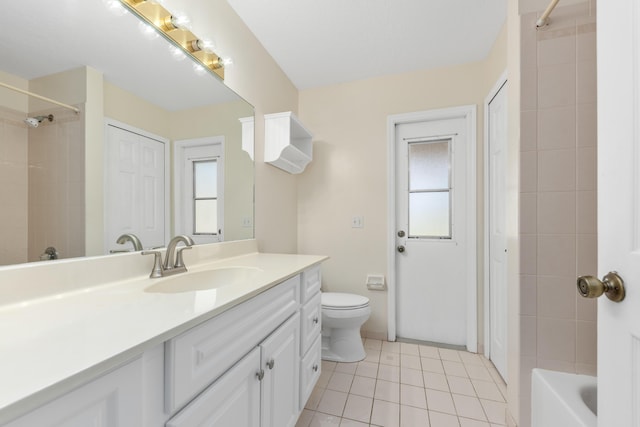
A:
[104,82,171,138]
[296,25,507,339]
[166,0,300,254]
[516,2,597,426]
[170,100,254,241]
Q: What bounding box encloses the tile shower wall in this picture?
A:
[519,2,596,425]
[0,107,28,265]
[28,107,85,262]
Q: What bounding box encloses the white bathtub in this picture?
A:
[531,368,597,427]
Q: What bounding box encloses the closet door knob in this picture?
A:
[577,272,625,302]
[397,245,405,253]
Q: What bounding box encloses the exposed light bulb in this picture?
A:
[199,39,216,52]
[171,13,191,30]
[221,57,233,67]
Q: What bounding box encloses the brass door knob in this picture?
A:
[577,272,625,302]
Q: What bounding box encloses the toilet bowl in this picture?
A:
[321,292,371,363]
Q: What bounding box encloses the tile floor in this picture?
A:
[296,339,508,427]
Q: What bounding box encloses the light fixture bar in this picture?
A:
[119,0,225,80]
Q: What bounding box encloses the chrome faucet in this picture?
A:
[112,233,143,252]
[142,235,195,278]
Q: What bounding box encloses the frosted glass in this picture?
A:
[194,200,218,234]
[409,140,449,190]
[409,192,450,237]
[194,160,217,198]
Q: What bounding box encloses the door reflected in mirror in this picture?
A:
[0,0,254,265]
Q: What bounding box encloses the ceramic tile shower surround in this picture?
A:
[0,106,84,265]
[518,2,597,425]
[0,107,28,265]
[27,107,85,262]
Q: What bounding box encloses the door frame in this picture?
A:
[483,70,508,366]
[387,105,477,352]
[173,136,225,243]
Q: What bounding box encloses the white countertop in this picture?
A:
[0,248,326,424]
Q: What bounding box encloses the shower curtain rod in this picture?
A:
[0,81,80,114]
[536,0,560,28]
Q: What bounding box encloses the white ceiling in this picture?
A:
[226,0,507,89]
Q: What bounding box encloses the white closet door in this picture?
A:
[105,124,166,253]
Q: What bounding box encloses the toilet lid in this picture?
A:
[322,292,369,309]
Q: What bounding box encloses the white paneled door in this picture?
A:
[105,123,167,253]
[597,1,640,425]
[487,79,508,382]
[392,107,476,349]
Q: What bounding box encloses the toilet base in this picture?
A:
[321,329,366,363]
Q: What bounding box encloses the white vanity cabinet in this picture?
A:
[299,265,322,407]
[4,347,165,427]
[2,263,324,427]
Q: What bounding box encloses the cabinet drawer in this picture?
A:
[299,335,321,409]
[300,291,321,354]
[301,265,321,303]
[166,275,300,413]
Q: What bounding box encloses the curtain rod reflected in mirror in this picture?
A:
[0,81,81,114]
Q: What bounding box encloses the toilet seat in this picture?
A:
[322,292,369,310]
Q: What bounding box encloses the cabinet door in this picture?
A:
[6,358,143,427]
[166,347,261,427]
[261,313,300,427]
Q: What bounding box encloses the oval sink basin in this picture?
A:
[145,267,263,293]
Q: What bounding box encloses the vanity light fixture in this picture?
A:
[119,0,225,79]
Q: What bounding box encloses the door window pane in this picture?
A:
[194,200,218,234]
[409,192,450,238]
[193,159,218,235]
[409,140,449,190]
[408,139,452,239]
[194,161,217,198]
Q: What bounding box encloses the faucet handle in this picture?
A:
[175,246,193,269]
[142,250,164,278]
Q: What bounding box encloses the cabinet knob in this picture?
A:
[256,369,264,381]
[267,359,275,370]
[313,317,319,324]
[312,364,319,372]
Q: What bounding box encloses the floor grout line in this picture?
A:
[299,340,508,427]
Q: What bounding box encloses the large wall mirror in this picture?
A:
[0,0,254,265]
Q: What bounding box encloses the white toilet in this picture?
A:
[321,292,371,362]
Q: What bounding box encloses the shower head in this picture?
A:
[23,114,54,128]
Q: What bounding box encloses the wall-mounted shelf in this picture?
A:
[264,111,313,174]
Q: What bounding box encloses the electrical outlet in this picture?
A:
[351,216,364,228]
